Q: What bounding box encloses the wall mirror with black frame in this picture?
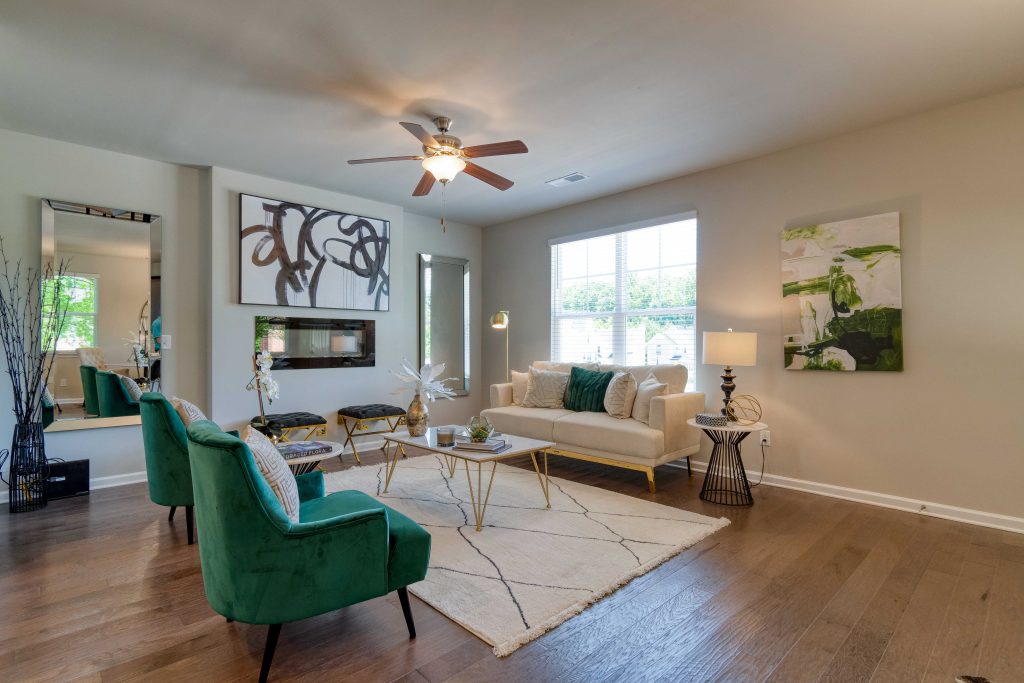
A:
[41,199,162,432]
[418,254,469,396]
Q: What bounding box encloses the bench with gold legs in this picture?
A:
[336,404,407,465]
[250,412,328,443]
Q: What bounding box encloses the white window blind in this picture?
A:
[550,218,697,390]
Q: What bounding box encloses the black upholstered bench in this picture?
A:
[337,404,407,464]
[250,412,328,442]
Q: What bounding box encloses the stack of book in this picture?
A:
[453,437,510,454]
[277,441,334,460]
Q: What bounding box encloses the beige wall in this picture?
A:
[483,88,1024,519]
[205,167,485,440]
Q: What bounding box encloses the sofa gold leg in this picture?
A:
[646,468,656,494]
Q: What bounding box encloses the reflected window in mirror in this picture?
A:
[41,199,161,431]
[419,254,470,396]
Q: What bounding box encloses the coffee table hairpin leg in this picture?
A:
[529,450,552,509]
[464,459,499,532]
[381,440,403,494]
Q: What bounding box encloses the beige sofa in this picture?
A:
[482,361,705,492]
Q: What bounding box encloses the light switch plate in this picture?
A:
[160,334,172,349]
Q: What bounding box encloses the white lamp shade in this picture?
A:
[702,330,757,367]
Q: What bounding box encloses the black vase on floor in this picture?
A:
[6,422,48,513]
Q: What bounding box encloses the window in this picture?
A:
[551,217,697,390]
[43,274,98,351]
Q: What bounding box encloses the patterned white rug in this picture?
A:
[323,454,729,656]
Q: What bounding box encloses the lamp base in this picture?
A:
[720,366,736,419]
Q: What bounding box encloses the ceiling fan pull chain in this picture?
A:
[440,182,447,232]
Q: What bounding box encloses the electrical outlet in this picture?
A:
[160,334,172,349]
[760,430,771,447]
[59,378,68,387]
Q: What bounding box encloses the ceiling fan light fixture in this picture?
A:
[422,154,466,183]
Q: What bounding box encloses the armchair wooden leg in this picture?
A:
[259,623,282,683]
[397,587,416,639]
[168,506,176,522]
[646,468,656,494]
[687,456,692,476]
[185,505,195,545]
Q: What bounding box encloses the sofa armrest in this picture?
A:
[650,392,705,455]
[490,383,513,408]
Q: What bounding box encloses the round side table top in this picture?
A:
[686,418,768,433]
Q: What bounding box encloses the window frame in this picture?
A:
[46,272,100,354]
[550,212,697,385]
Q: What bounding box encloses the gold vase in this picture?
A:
[407,392,429,436]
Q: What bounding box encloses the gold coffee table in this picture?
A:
[381,428,555,532]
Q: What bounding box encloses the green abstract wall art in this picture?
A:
[781,212,903,371]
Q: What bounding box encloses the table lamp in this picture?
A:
[490,310,510,382]
[702,329,757,418]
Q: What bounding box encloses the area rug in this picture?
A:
[323,454,729,656]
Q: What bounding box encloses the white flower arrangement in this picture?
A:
[247,351,280,422]
[391,358,456,402]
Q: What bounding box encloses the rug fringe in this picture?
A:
[490,515,730,657]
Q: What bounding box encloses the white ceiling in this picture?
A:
[2,1,1023,226]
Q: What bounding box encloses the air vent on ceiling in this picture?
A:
[546,172,590,188]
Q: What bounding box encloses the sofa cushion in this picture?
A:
[598,364,687,394]
[552,412,665,461]
[480,406,572,442]
[632,374,668,425]
[510,370,529,405]
[533,360,599,374]
[565,367,614,412]
[604,371,638,419]
[522,367,570,409]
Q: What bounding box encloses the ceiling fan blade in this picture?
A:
[412,171,436,196]
[400,122,440,149]
[461,140,529,158]
[348,155,423,164]
[464,162,514,191]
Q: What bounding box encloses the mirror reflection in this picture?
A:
[419,254,469,396]
[41,199,162,431]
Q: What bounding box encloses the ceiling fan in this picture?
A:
[348,116,528,196]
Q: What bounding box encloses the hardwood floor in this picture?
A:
[2,448,1022,682]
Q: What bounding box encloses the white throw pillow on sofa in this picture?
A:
[631,374,668,425]
[604,371,638,419]
[521,367,570,409]
[511,370,529,405]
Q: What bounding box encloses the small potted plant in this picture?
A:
[467,416,493,443]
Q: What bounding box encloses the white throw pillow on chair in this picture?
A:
[242,425,300,523]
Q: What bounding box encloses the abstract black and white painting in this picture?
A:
[239,194,390,311]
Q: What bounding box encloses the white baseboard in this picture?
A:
[2,470,149,505]
[671,460,1024,535]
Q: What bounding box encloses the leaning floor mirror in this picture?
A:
[41,199,162,431]
[418,254,470,396]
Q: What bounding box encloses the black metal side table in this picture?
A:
[687,419,768,506]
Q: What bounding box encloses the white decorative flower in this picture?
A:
[247,351,279,404]
[391,358,456,403]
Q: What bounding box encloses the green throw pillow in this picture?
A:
[564,367,614,412]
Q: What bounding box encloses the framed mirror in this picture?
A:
[419,254,469,396]
[41,199,162,431]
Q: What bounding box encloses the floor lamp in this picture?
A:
[490,310,510,382]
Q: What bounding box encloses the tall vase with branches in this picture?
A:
[0,237,71,513]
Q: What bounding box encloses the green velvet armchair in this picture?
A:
[95,370,140,418]
[139,393,194,544]
[185,420,431,682]
[79,364,99,416]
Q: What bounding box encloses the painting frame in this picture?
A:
[238,193,390,311]
[781,211,903,372]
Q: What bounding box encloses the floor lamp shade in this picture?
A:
[490,310,510,382]
[703,331,758,367]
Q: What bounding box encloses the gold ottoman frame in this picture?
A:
[337,412,407,464]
